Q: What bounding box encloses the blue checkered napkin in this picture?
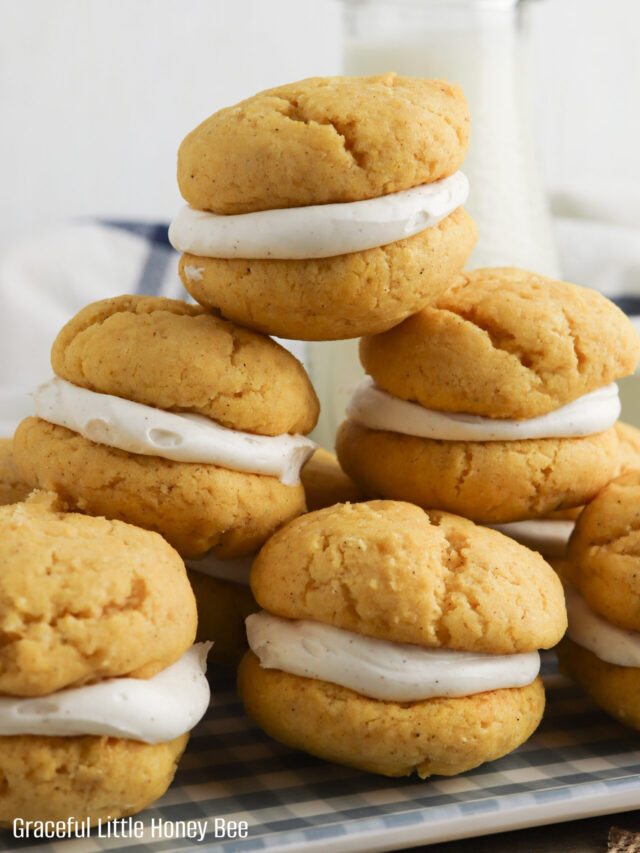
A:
[4,653,640,853]
[609,296,640,337]
[610,296,640,319]
[101,220,185,301]
[0,219,188,438]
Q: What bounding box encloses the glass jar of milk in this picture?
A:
[343,0,559,274]
[308,0,560,450]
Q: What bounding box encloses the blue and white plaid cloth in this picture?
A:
[100,220,183,300]
[3,654,640,853]
[0,219,309,436]
[0,219,186,436]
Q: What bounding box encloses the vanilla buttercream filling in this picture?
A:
[0,644,212,741]
[33,377,316,486]
[566,586,640,668]
[185,552,252,585]
[488,519,575,557]
[246,611,540,702]
[169,172,468,260]
[346,377,620,442]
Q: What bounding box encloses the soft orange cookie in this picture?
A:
[178,211,477,340]
[483,421,640,562]
[337,269,639,523]
[0,438,31,506]
[172,73,476,340]
[14,295,318,558]
[239,501,565,777]
[0,492,210,826]
[558,472,640,729]
[178,74,470,213]
[300,448,369,512]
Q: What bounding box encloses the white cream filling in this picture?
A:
[566,586,640,668]
[185,552,252,585]
[246,611,540,702]
[33,377,316,486]
[0,644,212,742]
[168,172,468,260]
[488,519,575,557]
[346,376,620,441]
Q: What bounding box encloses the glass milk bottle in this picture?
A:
[308,0,560,450]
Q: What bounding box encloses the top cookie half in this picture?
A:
[360,268,640,419]
[51,295,319,436]
[0,492,196,697]
[177,73,470,214]
[251,500,566,655]
[566,471,640,632]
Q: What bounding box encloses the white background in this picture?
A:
[1,0,639,255]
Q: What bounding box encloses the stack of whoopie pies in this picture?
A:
[9,69,640,811]
[13,294,320,665]
[170,72,477,341]
[337,268,640,528]
[169,73,605,778]
[171,75,637,775]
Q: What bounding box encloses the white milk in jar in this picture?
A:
[308,0,560,449]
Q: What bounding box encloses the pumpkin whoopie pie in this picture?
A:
[170,73,477,340]
[239,500,566,778]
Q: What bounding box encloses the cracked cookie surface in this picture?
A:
[360,267,640,418]
[52,295,319,436]
[177,73,470,214]
[179,208,477,340]
[0,492,197,696]
[566,471,640,631]
[250,501,566,654]
[336,423,620,524]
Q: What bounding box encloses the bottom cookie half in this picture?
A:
[0,732,188,826]
[180,208,477,341]
[14,418,306,558]
[238,651,545,778]
[336,422,619,523]
[557,638,640,729]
